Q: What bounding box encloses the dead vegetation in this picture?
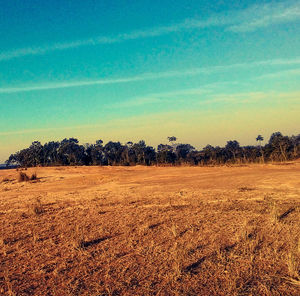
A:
[18,171,30,182]
[17,171,38,182]
[31,197,44,215]
[0,164,299,295]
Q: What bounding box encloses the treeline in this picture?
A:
[5,132,300,167]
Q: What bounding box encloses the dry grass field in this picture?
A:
[0,163,299,295]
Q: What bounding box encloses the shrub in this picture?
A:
[30,172,37,181]
[17,172,38,182]
[18,172,29,182]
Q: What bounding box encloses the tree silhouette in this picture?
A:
[256,135,264,163]
[176,144,194,163]
[290,135,300,158]
[268,132,292,161]
[167,136,177,144]
[256,135,264,145]
[5,132,300,167]
[104,141,123,166]
[96,139,103,146]
[225,140,240,162]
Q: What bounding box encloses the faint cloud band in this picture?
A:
[0,1,299,62]
[1,57,300,94]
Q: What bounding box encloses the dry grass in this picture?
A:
[0,163,299,295]
[18,172,30,182]
[17,171,38,182]
[30,172,38,181]
[31,197,44,215]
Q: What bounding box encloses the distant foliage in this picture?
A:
[5,132,300,168]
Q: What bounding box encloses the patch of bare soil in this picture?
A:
[0,163,299,295]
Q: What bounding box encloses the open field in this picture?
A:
[0,163,300,296]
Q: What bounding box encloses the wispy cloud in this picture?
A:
[107,82,236,108]
[227,1,300,32]
[108,88,211,108]
[0,76,148,94]
[0,57,299,94]
[0,124,100,136]
[1,1,299,62]
[256,68,300,79]
[200,90,300,106]
[0,71,197,94]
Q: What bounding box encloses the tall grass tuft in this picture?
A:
[18,172,29,182]
[18,172,38,182]
[30,172,37,181]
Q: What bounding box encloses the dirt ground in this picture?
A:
[0,163,300,295]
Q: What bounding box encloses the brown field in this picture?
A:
[0,163,300,296]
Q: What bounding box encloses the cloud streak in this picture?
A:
[227,1,300,32]
[1,57,300,94]
[107,82,237,109]
[256,68,300,79]
[0,122,114,137]
[107,88,212,108]
[204,90,300,105]
[0,1,299,61]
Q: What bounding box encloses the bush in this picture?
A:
[18,172,29,182]
[17,172,38,182]
[30,172,37,181]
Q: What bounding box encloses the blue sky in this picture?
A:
[0,0,300,161]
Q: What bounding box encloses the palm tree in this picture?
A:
[256,135,264,163]
[256,135,264,146]
[168,136,177,143]
[167,136,177,152]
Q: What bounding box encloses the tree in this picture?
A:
[167,136,177,145]
[57,138,85,165]
[126,141,133,148]
[144,146,156,166]
[28,141,44,166]
[123,142,135,165]
[256,135,264,145]
[256,135,264,163]
[202,145,215,164]
[6,131,299,168]
[157,144,172,152]
[290,134,300,159]
[268,132,291,161]
[132,140,148,165]
[176,144,195,163]
[43,141,60,165]
[85,141,105,165]
[96,139,103,146]
[104,141,124,165]
[225,140,240,163]
[157,144,176,165]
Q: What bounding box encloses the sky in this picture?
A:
[0,0,300,162]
